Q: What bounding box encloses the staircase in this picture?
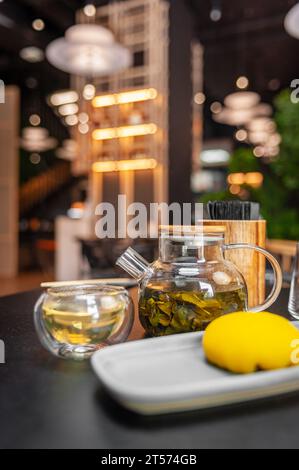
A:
[19,161,72,215]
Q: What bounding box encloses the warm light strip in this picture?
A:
[92,88,158,108]
[92,123,158,140]
[92,158,157,173]
[227,172,264,186]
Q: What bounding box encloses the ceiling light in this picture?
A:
[92,88,157,107]
[213,108,255,125]
[253,103,272,116]
[78,123,89,134]
[254,145,279,159]
[200,149,230,165]
[235,129,247,141]
[30,153,41,164]
[236,76,249,89]
[23,127,48,140]
[83,4,96,17]
[214,103,272,126]
[194,92,206,105]
[20,127,57,152]
[93,94,116,107]
[118,88,157,104]
[83,84,95,100]
[65,115,78,126]
[227,172,263,188]
[46,24,132,77]
[253,146,264,157]
[20,46,44,63]
[247,117,280,146]
[29,114,41,126]
[227,173,245,185]
[210,8,222,22]
[229,184,241,195]
[32,18,45,31]
[245,172,263,187]
[247,117,276,133]
[268,146,280,157]
[119,123,157,138]
[92,123,157,140]
[56,139,78,161]
[49,90,78,107]
[78,112,89,124]
[92,158,157,173]
[285,3,299,39]
[267,133,281,146]
[93,127,115,140]
[58,103,79,116]
[248,131,270,145]
[210,101,222,114]
[67,203,85,219]
[224,91,260,109]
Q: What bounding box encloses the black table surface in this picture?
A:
[0,287,299,449]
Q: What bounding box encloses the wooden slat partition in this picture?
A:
[19,161,71,214]
[0,86,19,277]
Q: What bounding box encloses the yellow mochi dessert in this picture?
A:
[203,312,299,374]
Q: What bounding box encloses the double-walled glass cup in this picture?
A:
[34,284,134,359]
[117,225,282,336]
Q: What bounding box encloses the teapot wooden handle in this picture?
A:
[223,243,283,312]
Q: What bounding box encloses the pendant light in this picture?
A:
[56,140,78,161]
[20,127,57,152]
[285,3,299,39]
[224,91,260,110]
[46,24,132,76]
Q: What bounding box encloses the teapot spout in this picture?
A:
[116,247,151,281]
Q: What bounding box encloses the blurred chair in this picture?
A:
[266,239,297,285]
[78,238,157,279]
[35,238,56,277]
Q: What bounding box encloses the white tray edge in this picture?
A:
[91,323,299,415]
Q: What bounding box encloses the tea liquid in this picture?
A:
[43,305,125,345]
[139,285,247,336]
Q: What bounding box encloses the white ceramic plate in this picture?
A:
[91,322,299,415]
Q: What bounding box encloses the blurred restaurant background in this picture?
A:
[1,0,299,295]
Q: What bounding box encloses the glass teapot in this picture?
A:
[117,225,282,337]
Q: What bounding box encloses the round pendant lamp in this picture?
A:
[224,91,260,110]
[46,24,132,76]
[213,107,255,126]
[48,90,79,107]
[247,117,276,133]
[56,139,78,161]
[20,127,57,152]
[213,102,272,126]
[285,3,299,39]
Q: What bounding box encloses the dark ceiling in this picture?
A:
[0,0,81,88]
[189,0,299,99]
[1,0,298,93]
[186,0,299,138]
[0,1,79,138]
[0,0,298,139]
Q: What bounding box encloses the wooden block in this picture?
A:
[204,220,266,309]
